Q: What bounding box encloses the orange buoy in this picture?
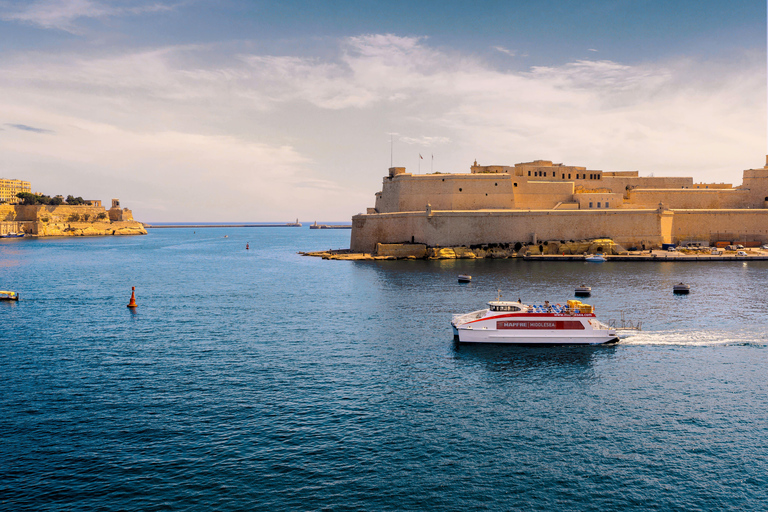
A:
[127,286,137,308]
[246,243,249,250]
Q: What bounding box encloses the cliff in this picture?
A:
[0,204,147,237]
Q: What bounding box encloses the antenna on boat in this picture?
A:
[496,289,502,301]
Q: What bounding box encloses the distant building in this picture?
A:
[0,178,31,204]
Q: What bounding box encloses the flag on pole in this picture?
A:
[419,154,423,159]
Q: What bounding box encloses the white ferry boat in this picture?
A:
[451,297,618,345]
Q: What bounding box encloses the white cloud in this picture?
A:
[0,0,178,32]
[0,34,763,221]
[493,46,516,57]
[399,136,451,146]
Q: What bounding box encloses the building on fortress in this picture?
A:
[350,158,768,253]
[0,178,31,204]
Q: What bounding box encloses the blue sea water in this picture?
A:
[1,228,767,511]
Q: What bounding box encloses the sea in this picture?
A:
[1,227,767,511]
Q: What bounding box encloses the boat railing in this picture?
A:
[452,310,485,325]
[607,311,642,331]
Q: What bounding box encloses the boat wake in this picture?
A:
[619,329,768,347]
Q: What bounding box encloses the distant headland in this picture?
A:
[0,180,146,237]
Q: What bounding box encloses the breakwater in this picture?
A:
[146,223,302,228]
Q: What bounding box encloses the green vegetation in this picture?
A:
[68,213,80,222]
[16,193,87,205]
[97,212,107,220]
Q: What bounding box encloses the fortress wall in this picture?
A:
[628,189,754,209]
[671,210,768,243]
[602,176,692,194]
[514,181,575,209]
[0,204,15,221]
[0,204,146,236]
[350,209,667,253]
[375,173,517,213]
[574,192,624,209]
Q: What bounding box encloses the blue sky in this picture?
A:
[0,0,765,221]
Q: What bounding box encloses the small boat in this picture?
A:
[0,290,19,301]
[585,253,606,262]
[458,274,472,283]
[451,295,618,344]
[673,283,690,294]
[0,232,24,238]
[574,284,592,297]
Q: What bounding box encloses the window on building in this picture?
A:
[544,172,547,177]
[589,202,593,208]
[528,171,531,176]
[606,202,609,208]
[568,174,571,179]
[514,183,518,187]
[597,202,601,208]
[562,174,565,179]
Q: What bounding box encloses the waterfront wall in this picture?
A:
[350,209,671,253]
[350,207,768,253]
[0,204,146,236]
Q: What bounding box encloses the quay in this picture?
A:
[525,251,768,262]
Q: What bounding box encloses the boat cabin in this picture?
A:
[487,301,523,312]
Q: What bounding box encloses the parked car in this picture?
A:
[737,251,748,256]
[761,244,768,250]
[736,244,745,250]
[667,246,677,252]
[711,249,723,255]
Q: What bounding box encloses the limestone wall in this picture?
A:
[350,209,667,253]
[628,189,752,209]
[375,173,517,213]
[0,204,146,236]
[671,210,768,244]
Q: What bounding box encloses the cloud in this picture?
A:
[5,123,54,133]
[493,46,516,57]
[0,0,179,32]
[588,48,598,52]
[399,136,451,146]
[0,34,763,221]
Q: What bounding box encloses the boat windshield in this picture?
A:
[489,304,521,312]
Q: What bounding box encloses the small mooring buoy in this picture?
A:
[127,286,138,308]
[246,242,249,250]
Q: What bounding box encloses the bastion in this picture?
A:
[347,157,768,255]
[0,198,146,237]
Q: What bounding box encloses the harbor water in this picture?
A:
[2,228,767,510]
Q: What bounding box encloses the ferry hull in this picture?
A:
[455,329,618,345]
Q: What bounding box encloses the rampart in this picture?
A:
[350,157,768,253]
[0,203,146,237]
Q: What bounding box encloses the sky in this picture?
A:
[0,0,765,222]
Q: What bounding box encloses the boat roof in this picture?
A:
[0,290,16,294]
[487,300,523,306]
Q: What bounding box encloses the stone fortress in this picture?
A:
[349,157,768,254]
[0,198,146,237]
